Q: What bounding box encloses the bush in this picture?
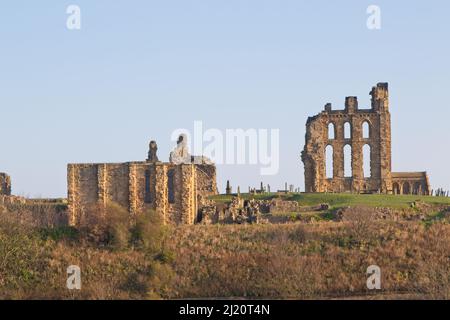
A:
[0,210,51,294]
[77,202,131,249]
[289,213,302,222]
[289,224,307,243]
[0,203,175,299]
[155,249,175,264]
[146,261,175,299]
[340,206,380,245]
[39,226,79,242]
[105,204,132,250]
[131,209,167,255]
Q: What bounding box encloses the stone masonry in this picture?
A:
[67,137,217,226]
[0,173,11,196]
[301,83,430,195]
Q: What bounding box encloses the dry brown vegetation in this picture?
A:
[1,204,450,299]
[168,222,450,299]
[0,203,174,299]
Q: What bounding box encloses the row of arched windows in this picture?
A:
[325,144,372,178]
[328,121,370,140]
[392,182,424,195]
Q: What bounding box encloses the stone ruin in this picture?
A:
[198,196,268,225]
[0,174,69,227]
[0,173,11,196]
[197,196,330,225]
[301,83,430,195]
[0,172,15,206]
[2,83,437,229]
[170,134,214,165]
[67,136,217,226]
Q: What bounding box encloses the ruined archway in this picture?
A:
[325,145,333,178]
[362,121,370,139]
[402,182,411,195]
[328,123,335,140]
[363,144,371,178]
[344,144,352,177]
[344,122,351,139]
[392,182,400,195]
[413,182,422,195]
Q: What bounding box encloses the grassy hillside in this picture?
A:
[167,221,450,299]
[1,202,450,299]
[212,192,450,209]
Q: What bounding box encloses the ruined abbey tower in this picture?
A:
[301,83,430,195]
[67,136,217,226]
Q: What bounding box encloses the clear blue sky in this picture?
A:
[0,0,449,198]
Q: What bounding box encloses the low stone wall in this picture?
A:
[0,195,69,227]
[269,199,299,213]
[0,195,26,206]
[333,204,446,222]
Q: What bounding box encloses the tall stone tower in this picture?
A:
[370,82,392,193]
[301,83,393,193]
[302,82,429,195]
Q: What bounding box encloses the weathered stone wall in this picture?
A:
[269,199,300,214]
[1,195,69,227]
[0,194,26,206]
[301,83,429,194]
[68,161,217,226]
[0,173,11,196]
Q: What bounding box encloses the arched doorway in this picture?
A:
[393,182,400,195]
[402,182,411,195]
[413,182,422,195]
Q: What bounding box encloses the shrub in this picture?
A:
[131,209,167,255]
[288,224,307,243]
[0,210,51,294]
[78,202,131,249]
[146,261,175,299]
[340,206,380,244]
[155,249,175,264]
[39,226,79,242]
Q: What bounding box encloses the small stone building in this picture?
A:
[67,137,217,226]
[0,173,11,196]
[301,83,430,195]
[391,172,430,196]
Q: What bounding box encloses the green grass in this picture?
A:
[423,209,450,227]
[212,193,279,203]
[211,192,450,210]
